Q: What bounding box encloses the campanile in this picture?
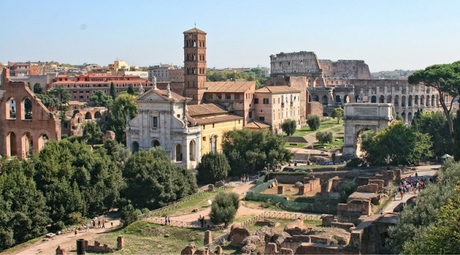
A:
[183,27,207,104]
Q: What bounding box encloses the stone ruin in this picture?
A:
[102,130,116,144]
[67,236,123,255]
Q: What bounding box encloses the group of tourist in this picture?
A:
[394,173,431,200]
[164,216,171,225]
[240,174,250,183]
[198,215,207,228]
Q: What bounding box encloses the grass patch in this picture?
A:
[285,142,306,148]
[94,221,206,254]
[312,135,344,151]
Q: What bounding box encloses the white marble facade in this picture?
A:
[126,87,201,169]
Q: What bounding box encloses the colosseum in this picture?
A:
[267,51,444,123]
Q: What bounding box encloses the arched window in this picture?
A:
[190,140,196,161]
[7,98,16,119]
[401,96,406,107]
[313,95,319,102]
[85,112,92,119]
[408,95,413,106]
[420,95,425,105]
[344,95,350,103]
[379,95,385,103]
[22,97,32,120]
[371,96,377,103]
[7,132,17,157]
[175,144,183,161]
[211,135,217,153]
[38,134,49,150]
[322,95,328,105]
[394,95,399,106]
[408,112,413,122]
[415,95,419,105]
[431,95,435,107]
[132,141,139,152]
[335,95,341,104]
[94,111,102,118]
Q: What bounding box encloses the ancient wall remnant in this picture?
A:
[0,67,60,159]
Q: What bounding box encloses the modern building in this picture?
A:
[148,65,184,82]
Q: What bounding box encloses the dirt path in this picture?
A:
[288,123,343,156]
[12,219,121,255]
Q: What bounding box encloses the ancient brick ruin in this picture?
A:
[0,67,60,159]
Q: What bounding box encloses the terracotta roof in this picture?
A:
[183,28,207,34]
[52,79,150,85]
[136,88,188,102]
[194,114,243,125]
[205,81,255,93]
[187,103,228,117]
[255,86,301,94]
[245,120,271,129]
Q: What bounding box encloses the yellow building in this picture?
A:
[187,103,244,155]
[112,60,130,71]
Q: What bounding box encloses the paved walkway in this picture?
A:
[384,164,440,213]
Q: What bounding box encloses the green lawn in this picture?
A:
[285,142,306,148]
[290,119,344,137]
[313,135,344,151]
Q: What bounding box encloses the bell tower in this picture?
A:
[183,27,207,104]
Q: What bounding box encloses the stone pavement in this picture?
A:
[384,164,440,213]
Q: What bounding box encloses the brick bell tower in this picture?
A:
[183,27,207,104]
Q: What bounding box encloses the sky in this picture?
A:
[1,0,460,72]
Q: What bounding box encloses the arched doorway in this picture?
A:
[401,96,406,107]
[415,95,419,105]
[371,96,377,103]
[408,112,413,122]
[189,140,196,161]
[401,112,406,122]
[7,132,18,157]
[394,95,399,107]
[344,95,350,103]
[132,141,139,152]
[408,95,413,106]
[313,95,319,102]
[22,132,33,157]
[335,95,342,105]
[175,144,183,161]
[387,95,392,104]
[379,95,385,103]
[322,95,328,105]
[94,111,102,118]
[38,134,49,150]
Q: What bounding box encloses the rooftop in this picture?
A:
[256,85,301,94]
[205,81,255,93]
[183,28,206,34]
[187,103,228,117]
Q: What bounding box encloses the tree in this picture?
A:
[209,192,239,226]
[33,83,44,94]
[127,84,135,95]
[281,119,297,136]
[222,129,293,176]
[110,82,117,100]
[90,90,113,108]
[82,122,103,145]
[49,85,70,111]
[123,148,197,209]
[362,121,432,165]
[395,113,404,122]
[197,152,231,184]
[107,93,138,144]
[387,160,460,252]
[307,115,320,131]
[338,182,358,203]
[403,185,460,254]
[316,131,333,145]
[408,62,460,137]
[331,108,344,123]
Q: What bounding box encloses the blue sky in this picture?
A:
[1,0,460,71]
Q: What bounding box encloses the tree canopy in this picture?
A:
[107,93,138,144]
[196,152,230,184]
[331,108,344,123]
[362,121,432,165]
[408,62,460,136]
[281,119,297,136]
[316,131,333,145]
[307,115,321,131]
[90,90,113,108]
[209,192,239,226]
[222,129,293,176]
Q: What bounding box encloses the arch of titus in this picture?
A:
[342,103,393,158]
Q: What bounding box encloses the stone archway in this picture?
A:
[343,103,393,158]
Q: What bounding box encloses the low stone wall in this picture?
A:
[294,243,357,254]
[337,200,371,225]
[357,184,378,193]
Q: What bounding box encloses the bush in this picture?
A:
[346,158,362,167]
[316,131,333,145]
[122,203,141,227]
[209,192,239,226]
[338,182,358,203]
[307,115,321,131]
[281,119,297,136]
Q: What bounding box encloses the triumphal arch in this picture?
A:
[342,103,393,158]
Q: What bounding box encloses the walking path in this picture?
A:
[384,164,439,213]
[11,219,121,255]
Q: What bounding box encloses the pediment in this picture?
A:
[136,89,169,102]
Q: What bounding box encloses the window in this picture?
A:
[217,94,222,99]
[263,98,269,104]
[254,98,259,104]
[235,94,239,99]
[259,117,265,121]
[225,94,231,100]
[152,117,158,128]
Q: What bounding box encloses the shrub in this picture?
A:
[196,152,231,184]
[346,158,362,167]
[316,131,333,145]
[209,192,239,226]
[338,182,358,203]
[281,119,297,136]
[307,115,321,131]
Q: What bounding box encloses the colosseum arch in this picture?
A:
[343,103,393,158]
[94,111,102,119]
[401,96,406,107]
[415,95,419,105]
[85,112,92,119]
[371,95,377,103]
[408,95,413,106]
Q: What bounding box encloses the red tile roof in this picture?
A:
[183,28,207,34]
[187,103,228,117]
[205,81,255,93]
[255,86,301,94]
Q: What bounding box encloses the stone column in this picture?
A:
[277,185,284,194]
[204,230,212,245]
[76,239,86,255]
[117,236,124,250]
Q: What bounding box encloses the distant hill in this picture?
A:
[371,70,415,79]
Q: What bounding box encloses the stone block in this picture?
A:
[204,230,212,245]
[278,185,284,194]
[230,226,251,247]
